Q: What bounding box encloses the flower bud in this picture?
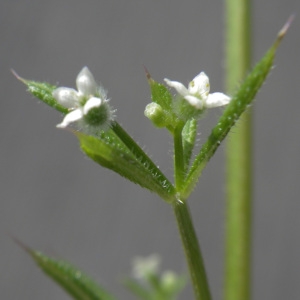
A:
[144,103,171,128]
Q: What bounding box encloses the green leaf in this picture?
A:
[13,72,68,114]
[111,122,175,194]
[30,250,115,300]
[182,23,290,199]
[76,131,175,202]
[145,70,172,111]
[182,118,197,174]
[98,128,133,155]
[145,69,180,131]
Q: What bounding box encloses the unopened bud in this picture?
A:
[144,103,171,128]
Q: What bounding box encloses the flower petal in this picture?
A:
[188,72,210,97]
[56,109,83,128]
[184,95,203,109]
[76,67,97,96]
[52,87,79,108]
[164,78,189,97]
[83,97,102,115]
[205,92,231,108]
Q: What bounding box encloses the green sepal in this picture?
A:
[182,118,197,174]
[76,131,175,202]
[29,250,115,300]
[181,25,289,199]
[13,73,68,114]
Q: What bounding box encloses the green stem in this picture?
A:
[173,123,211,299]
[224,0,252,300]
[174,124,185,191]
[172,200,211,300]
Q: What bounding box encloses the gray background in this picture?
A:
[1,1,299,299]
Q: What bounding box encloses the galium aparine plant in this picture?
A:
[13,17,292,300]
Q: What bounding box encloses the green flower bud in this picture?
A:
[144,102,171,128]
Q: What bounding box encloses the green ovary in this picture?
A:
[84,105,109,126]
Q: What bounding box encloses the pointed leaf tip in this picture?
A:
[277,15,294,43]
[10,235,32,255]
[31,251,116,300]
[11,69,26,84]
[16,75,69,114]
[143,65,152,81]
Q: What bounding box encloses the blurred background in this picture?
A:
[1,0,299,299]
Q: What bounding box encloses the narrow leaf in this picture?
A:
[76,132,175,202]
[12,72,68,114]
[145,69,173,111]
[182,21,291,199]
[111,122,175,194]
[30,250,115,300]
[98,128,133,155]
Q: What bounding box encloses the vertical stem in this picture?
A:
[174,124,185,191]
[224,1,252,300]
[173,124,211,299]
[173,200,211,300]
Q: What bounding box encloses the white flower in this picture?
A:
[132,254,161,279]
[53,67,113,128]
[164,72,231,110]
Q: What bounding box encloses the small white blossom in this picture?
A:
[132,254,161,279]
[53,67,113,129]
[164,72,231,110]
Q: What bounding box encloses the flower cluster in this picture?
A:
[52,67,114,131]
[145,71,231,129]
